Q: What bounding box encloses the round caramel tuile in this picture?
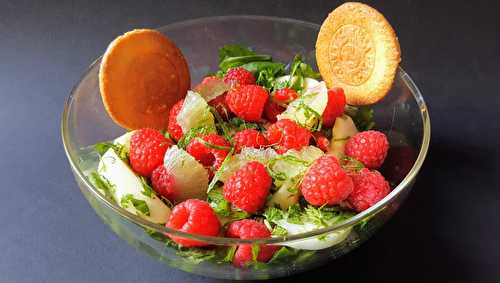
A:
[99,29,190,130]
[316,2,401,105]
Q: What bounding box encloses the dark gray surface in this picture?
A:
[1,0,499,282]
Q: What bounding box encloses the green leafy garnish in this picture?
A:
[345,105,375,131]
[283,55,321,92]
[218,44,256,63]
[223,246,237,262]
[176,248,216,264]
[139,176,154,198]
[271,225,288,236]
[120,194,150,216]
[268,247,294,263]
[144,228,170,243]
[251,244,260,262]
[207,187,250,221]
[263,207,285,223]
[220,55,272,71]
[177,125,215,149]
[207,187,231,217]
[95,142,129,162]
[207,148,234,193]
[88,172,116,202]
[287,204,303,224]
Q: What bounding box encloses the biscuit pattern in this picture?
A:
[329,24,375,86]
[316,2,401,105]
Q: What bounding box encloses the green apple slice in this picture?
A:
[278,81,328,129]
[328,115,359,158]
[97,149,171,224]
[176,90,216,133]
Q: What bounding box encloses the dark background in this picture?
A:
[1,0,499,282]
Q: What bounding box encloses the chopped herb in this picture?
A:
[263,207,285,223]
[220,55,272,72]
[88,172,116,202]
[304,205,334,227]
[144,228,169,243]
[176,248,216,264]
[287,204,303,224]
[207,188,231,217]
[195,137,231,151]
[177,125,215,149]
[268,247,294,263]
[207,148,234,193]
[251,244,260,262]
[139,176,154,198]
[120,194,150,216]
[218,44,256,63]
[223,246,237,262]
[94,142,129,162]
[271,225,288,236]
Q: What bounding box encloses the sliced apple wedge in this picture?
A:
[97,149,170,224]
[163,145,209,202]
[328,114,359,158]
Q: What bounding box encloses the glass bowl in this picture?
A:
[61,15,430,280]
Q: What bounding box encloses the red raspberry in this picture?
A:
[265,119,311,154]
[313,132,330,152]
[322,88,346,127]
[166,199,220,247]
[186,134,230,171]
[223,161,271,213]
[151,165,176,201]
[225,85,269,122]
[273,87,298,104]
[223,67,256,86]
[129,128,173,177]
[233,129,268,153]
[348,168,390,212]
[263,100,284,123]
[345,130,389,169]
[300,155,354,206]
[167,99,184,141]
[226,219,278,267]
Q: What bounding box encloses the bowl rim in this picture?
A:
[61,15,431,245]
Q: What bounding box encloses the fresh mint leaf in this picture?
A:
[271,225,288,236]
[94,142,129,162]
[176,248,216,264]
[304,205,335,227]
[177,125,215,149]
[251,244,260,262]
[195,137,231,151]
[263,207,284,223]
[144,228,170,243]
[218,44,256,63]
[287,204,303,224]
[268,247,295,263]
[120,194,150,216]
[207,188,231,217]
[139,176,154,198]
[88,172,116,202]
[95,142,114,156]
[223,246,237,262]
[220,55,272,71]
[288,55,320,79]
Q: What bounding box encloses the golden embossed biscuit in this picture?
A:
[99,29,190,129]
[316,2,401,105]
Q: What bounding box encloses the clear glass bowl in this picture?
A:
[61,15,430,280]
